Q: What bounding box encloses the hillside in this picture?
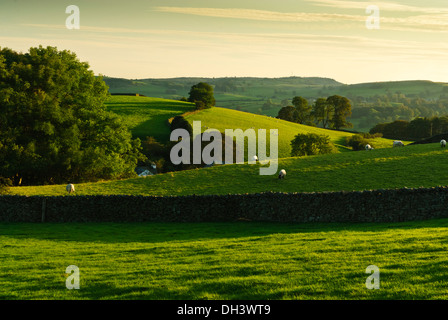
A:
[103,96,398,158]
[104,95,195,142]
[183,107,396,158]
[10,143,445,197]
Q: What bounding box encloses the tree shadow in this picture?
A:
[1,218,447,245]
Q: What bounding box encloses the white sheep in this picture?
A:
[441,140,446,148]
[66,183,75,194]
[393,141,404,147]
[253,155,259,162]
[365,144,373,151]
[278,169,286,179]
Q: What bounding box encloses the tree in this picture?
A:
[326,95,353,130]
[313,98,334,128]
[290,133,337,157]
[188,82,216,108]
[292,96,312,124]
[277,106,298,122]
[0,46,145,185]
[408,117,432,140]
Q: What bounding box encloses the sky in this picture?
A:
[0,0,447,84]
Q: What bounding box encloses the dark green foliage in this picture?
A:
[312,98,334,129]
[188,82,215,108]
[369,116,446,141]
[0,46,145,185]
[346,134,372,151]
[170,116,193,136]
[326,95,352,130]
[292,96,312,124]
[195,101,206,110]
[290,133,337,157]
[0,177,12,194]
[277,106,298,122]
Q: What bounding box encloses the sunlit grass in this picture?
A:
[1,219,448,299]
[105,95,195,142]
[9,143,447,197]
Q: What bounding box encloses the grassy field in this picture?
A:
[183,107,400,158]
[1,219,448,299]
[9,143,445,197]
[105,95,195,142]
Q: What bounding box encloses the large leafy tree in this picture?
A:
[326,95,353,130]
[0,46,145,185]
[277,105,298,122]
[188,82,216,109]
[292,96,313,125]
[312,97,334,129]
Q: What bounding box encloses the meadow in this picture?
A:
[1,219,448,300]
[5,94,448,301]
[9,143,446,197]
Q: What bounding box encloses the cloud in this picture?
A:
[305,0,448,14]
[154,6,364,23]
[153,6,448,32]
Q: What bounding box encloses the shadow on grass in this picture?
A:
[1,219,448,244]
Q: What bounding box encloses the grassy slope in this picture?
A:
[10,143,446,197]
[185,107,353,158]
[1,219,448,299]
[183,107,401,158]
[104,95,195,142]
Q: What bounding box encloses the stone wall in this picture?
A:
[1,187,448,223]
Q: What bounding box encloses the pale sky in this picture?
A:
[0,0,447,84]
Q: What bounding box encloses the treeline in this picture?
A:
[351,93,448,130]
[370,116,448,141]
[277,95,352,130]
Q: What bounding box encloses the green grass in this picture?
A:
[9,143,446,197]
[184,107,357,158]
[1,219,448,299]
[105,95,195,142]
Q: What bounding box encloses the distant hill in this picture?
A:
[102,76,448,132]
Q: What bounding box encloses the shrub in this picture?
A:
[170,116,193,136]
[346,134,372,151]
[0,177,12,194]
[290,133,337,157]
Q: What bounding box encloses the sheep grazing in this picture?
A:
[66,183,75,194]
[365,144,373,151]
[441,140,446,148]
[253,155,259,162]
[393,141,404,147]
[278,169,286,179]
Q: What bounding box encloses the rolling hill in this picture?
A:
[104,95,398,159]
[104,95,195,142]
[182,106,399,159]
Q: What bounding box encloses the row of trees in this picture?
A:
[277,95,353,130]
[370,116,448,141]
